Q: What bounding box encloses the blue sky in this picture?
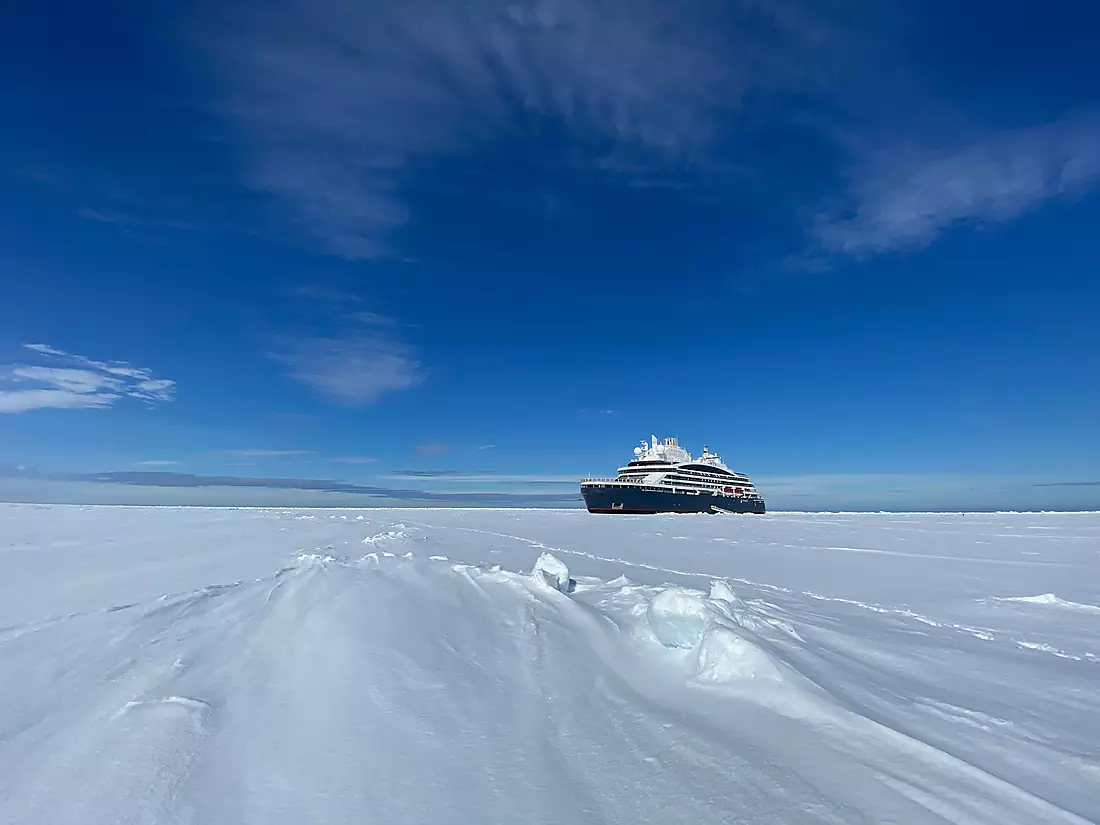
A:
[1,0,1099,510]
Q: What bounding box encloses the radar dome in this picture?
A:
[633,446,644,456]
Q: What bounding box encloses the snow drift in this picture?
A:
[995,592,1100,613]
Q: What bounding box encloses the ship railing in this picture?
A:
[582,477,761,498]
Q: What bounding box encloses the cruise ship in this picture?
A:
[580,436,766,514]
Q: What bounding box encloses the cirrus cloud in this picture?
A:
[198,0,865,258]
[0,344,176,414]
[227,449,317,458]
[272,335,423,405]
[815,112,1100,257]
[267,294,424,406]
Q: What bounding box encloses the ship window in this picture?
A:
[681,464,734,475]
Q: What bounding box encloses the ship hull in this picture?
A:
[580,483,765,514]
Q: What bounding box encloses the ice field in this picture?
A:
[1,504,1098,824]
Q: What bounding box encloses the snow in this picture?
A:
[0,505,1098,824]
[994,593,1100,613]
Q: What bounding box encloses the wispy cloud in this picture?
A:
[228,449,316,457]
[389,470,579,484]
[329,456,377,464]
[1034,480,1100,487]
[476,444,495,450]
[199,0,858,257]
[76,207,200,232]
[268,293,423,405]
[0,344,176,414]
[815,112,1100,257]
[0,465,581,506]
[135,460,181,467]
[195,0,1100,267]
[273,335,423,405]
[24,158,249,245]
[77,207,134,225]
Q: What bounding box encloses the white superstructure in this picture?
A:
[584,435,764,502]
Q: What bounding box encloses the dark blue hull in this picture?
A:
[581,483,766,514]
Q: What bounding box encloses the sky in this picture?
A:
[1,0,1099,511]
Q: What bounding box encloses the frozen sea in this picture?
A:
[1,504,1098,824]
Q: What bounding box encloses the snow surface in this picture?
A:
[1,505,1098,824]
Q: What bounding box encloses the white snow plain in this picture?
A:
[1,505,1098,824]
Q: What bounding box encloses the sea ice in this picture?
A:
[0,504,1096,824]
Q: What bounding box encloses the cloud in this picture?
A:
[329,456,377,464]
[415,443,453,458]
[135,460,181,466]
[0,389,118,414]
[77,207,131,224]
[22,344,67,357]
[272,334,423,405]
[389,470,579,484]
[0,345,176,414]
[0,465,582,507]
[269,303,423,405]
[1034,481,1100,487]
[815,112,1100,257]
[198,0,857,257]
[73,206,208,248]
[476,444,495,450]
[228,449,316,457]
[197,2,1100,267]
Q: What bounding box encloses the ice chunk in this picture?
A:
[531,552,571,593]
[696,626,782,683]
[648,584,785,683]
[709,579,741,606]
[362,530,407,545]
[295,553,337,565]
[647,587,711,649]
